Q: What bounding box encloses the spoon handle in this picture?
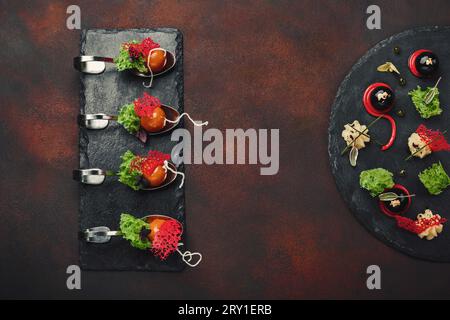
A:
[73,56,115,74]
[83,227,122,244]
[75,56,115,63]
[80,113,118,121]
[73,168,110,185]
[85,229,121,238]
[94,56,114,63]
[78,113,117,130]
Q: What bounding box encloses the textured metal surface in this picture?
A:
[2,0,450,299]
[329,26,450,261]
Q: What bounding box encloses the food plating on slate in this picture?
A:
[74,36,176,87]
[74,35,203,267]
[79,92,207,143]
[340,47,448,241]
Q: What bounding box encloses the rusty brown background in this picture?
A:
[1,0,450,299]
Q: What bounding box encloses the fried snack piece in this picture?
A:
[342,120,370,149]
[408,132,432,159]
[417,209,445,240]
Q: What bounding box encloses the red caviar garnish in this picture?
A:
[134,93,161,118]
[129,156,145,173]
[140,151,170,177]
[129,150,170,176]
[415,215,447,234]
[394,214,447,234]
[151,219,182,260]
[416,124,450,152]
[128,43,141,60]
[139,37,160,58]
[124,37,160,61]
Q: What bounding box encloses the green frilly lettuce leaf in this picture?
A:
[408,86,442,119]
[119,213,151,250]
[117,103,140,135]
[117,150,142,191]
[113,43,148,73]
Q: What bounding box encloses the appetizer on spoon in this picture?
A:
[73,150,184,191]
[79,93,208,143]
[84,213,202,267]
[73,37,176,87]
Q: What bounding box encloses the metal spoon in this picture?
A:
[72,168,109,185]
[83,215,202,267]
[73,50,176,77]
[78,114,117,130]
[83,226,120,244]
[79,104,180,135]
[84,214,178,243]
[73,161,179,191]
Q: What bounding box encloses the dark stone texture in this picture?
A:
[329,26,450,262]
[3,0,450,299]
[78,28,185,271]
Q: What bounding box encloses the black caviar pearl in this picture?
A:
[415,51,439,76]
[370,86,395,112]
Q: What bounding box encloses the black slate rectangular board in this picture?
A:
[78,28,185,271]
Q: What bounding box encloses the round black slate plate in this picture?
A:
[329,26,450,262]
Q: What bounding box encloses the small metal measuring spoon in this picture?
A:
[73,161,180,191]
[78,105,181,135]
[73,50,176,77]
